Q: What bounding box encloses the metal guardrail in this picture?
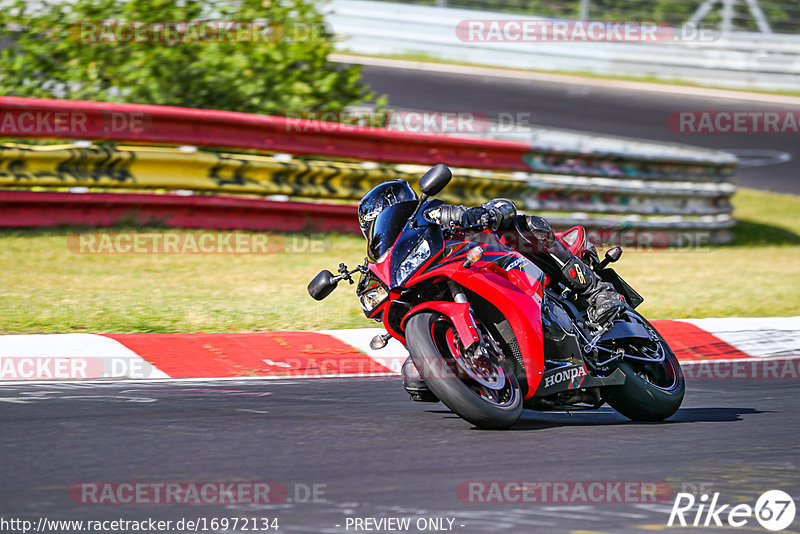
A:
[0,143,732,210]
[0,143,736,244]
[0,189,361,234]
[0,144,528,204]
[326,0,800,92]
[0,97,738,244]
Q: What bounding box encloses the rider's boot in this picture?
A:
[401,357,439,402]
[560,257,625,326]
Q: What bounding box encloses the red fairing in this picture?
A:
[368,250,407,343]
[369,249,392,286]
[454,268,545,398]
[397,253,546,398]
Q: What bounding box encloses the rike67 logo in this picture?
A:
[669,490,796,531]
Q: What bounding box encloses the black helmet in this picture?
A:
[357,179,417,237]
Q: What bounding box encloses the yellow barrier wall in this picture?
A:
[0,144,527,205]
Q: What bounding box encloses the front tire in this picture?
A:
[406,312,522,429]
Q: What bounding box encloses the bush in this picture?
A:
[0,0,382,115]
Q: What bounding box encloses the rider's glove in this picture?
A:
[483,199,517,230]
[460,206,493,229]
[461,201,515,231]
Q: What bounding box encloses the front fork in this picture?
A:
[399,282,501,359]
[446,280,504,363]
[447,280,469,304]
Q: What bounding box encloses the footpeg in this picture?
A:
[409,390,439,403]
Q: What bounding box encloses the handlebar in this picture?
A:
[445,223,492,235]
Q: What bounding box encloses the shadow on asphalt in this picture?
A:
[660,406,766,422]
[424,406,767,431]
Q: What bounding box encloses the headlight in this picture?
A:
[359,286,389,313]
[396,239,431,286]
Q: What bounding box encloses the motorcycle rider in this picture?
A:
[357,173,625,401]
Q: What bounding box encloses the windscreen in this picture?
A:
[367,200,419,262]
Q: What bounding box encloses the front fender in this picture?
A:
[402,268,545,398]
[401,301,480,348]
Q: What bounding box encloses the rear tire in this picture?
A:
[601,316,685,422]
[406,312,522,429]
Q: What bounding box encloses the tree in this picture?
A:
[0,0,382,116]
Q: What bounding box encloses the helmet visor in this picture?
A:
[358,180,417,237]
[366,200,419,262]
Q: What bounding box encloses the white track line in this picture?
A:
[2,318,799,382]
[679,354,800,365]
[0,374,398,386]
[681,317,800,358]
[0,333,168,380]
[320,328,409,373]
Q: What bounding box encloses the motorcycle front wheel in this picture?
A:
[406,312,523,430]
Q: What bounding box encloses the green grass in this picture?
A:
[0,187,798,334]
[613,188,800,319]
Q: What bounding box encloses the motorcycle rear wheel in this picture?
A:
[406,312,523,430]
[600,314,685,422]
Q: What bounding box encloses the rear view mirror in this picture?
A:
[605,246,623,263]
[418,164,452,197]
[308,270,338,300]
[598,246,623,269]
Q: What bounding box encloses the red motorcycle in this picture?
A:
[309,164,684,429]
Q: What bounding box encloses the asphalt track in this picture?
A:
[358,64,800,195]
[1,376,797,533]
